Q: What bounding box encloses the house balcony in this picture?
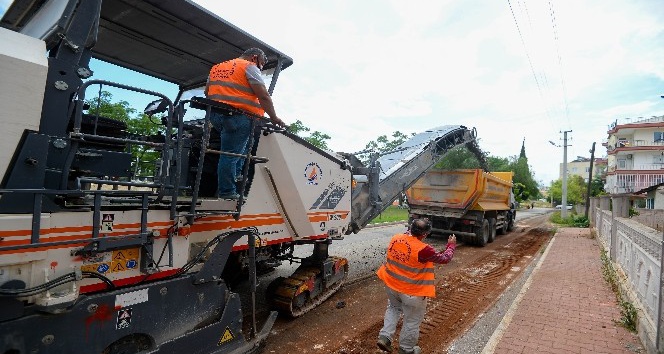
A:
[606,140,664,152]
[609,164,664,173]
[607,115,664,133]
[605,171,664,194]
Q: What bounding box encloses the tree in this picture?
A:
[431,139,539,202]
[549,175,587,205]
[86,91,136,121]
[85,91,163,178]
[510,155,539,200]
[305,131,332,151]
[363,131,413,154]
[487,156,511,172]
[567,175,588,203]
[519,138,527,159]
[434,146,484,170]
[589,175,606,197]
[513,182,530,201]
[357,131,415,166]
[125,114,163,178]
[286,120,309,135]
[508,139,540,200]
[287,120,331,150]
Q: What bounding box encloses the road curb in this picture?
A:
[365,221,407,229]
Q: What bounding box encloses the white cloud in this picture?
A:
[7,0,661,186]
[195,0,664,184]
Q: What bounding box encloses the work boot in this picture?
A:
[377,335,392,352]
[398,346,421,354]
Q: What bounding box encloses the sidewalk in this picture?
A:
[484,227,645,354]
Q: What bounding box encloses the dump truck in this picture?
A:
[406,169,516,246]
[0,1,483,353]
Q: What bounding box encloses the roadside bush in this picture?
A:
[550,211,568,224]
[572,215,589,227]
[550,211,588,228]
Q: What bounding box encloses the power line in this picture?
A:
[547,0,571,130]
[507,0,556,130]
[517,0,535,31]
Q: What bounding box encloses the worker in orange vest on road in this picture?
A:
[376,218,457,354]
[205,47,286,199]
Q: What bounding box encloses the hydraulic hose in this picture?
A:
[0,271,114,297]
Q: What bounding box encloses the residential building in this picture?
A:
[557,156,607,182]
[635,182,664,209]
[603,115,664,194]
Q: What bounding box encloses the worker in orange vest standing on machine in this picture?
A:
[376,218,457,354]
[205,47,286,199]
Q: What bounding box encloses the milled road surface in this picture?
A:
[253,208,553,353]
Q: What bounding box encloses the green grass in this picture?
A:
[600,249,638,332]
[368,205,409,224]
[549,211,589,227]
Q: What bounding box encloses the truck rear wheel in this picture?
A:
[474,219,489,247]
[507,214,515,232]
[497,219,508,235]
[487,218,496,243]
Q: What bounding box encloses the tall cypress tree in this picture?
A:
[511,138,539,200]
[519,138,527,159]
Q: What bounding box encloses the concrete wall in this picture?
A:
[632,209,664,232]
[592,196,661,354]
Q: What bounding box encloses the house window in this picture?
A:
[618,159,626,169]
[571,167,577,172]
[646,198,654,209]
[653,154,664,164]
[655,132,664,143]
[585,167,590,172]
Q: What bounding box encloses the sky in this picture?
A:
[1,0,663,186]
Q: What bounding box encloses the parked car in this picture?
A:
[555,204,573,210]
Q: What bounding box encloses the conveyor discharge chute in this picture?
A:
[345,125,478,233]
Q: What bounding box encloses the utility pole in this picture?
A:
[585,142,596,218]
[561,130,572,218]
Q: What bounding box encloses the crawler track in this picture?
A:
[272,257,349,318]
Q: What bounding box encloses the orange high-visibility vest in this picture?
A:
[376,234,435,297]
[206,58,265,117]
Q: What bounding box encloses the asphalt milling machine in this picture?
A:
[0,1,483,353]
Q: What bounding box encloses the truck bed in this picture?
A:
[406,169,513,212]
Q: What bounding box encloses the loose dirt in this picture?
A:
[261,214,553,354]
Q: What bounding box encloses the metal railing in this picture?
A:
[605,173,664,194]
[608,115,664,130]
